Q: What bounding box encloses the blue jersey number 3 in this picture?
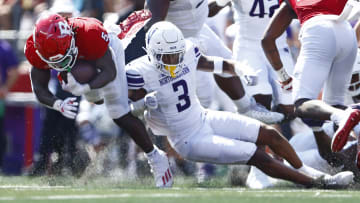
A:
[172,80,191,112]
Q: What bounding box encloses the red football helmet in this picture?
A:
[33,13,78,72]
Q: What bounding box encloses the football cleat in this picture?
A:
[331,109,360,152]
[145,148,173,188]
[243,102,284,124]
[313,171,354,189]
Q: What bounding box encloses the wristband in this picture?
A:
[276,68,290,82]
[213,57,224,74]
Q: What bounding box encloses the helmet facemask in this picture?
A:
[150,49,185,78]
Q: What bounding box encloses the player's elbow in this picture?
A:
[261,36,275,52]
[105,68,117,83]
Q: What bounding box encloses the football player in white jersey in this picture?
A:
[214,0,295,118]
[126,21,354,188]
[143,0,284,124]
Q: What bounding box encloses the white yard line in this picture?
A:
[0,185,69,189]
[0,193,189,201]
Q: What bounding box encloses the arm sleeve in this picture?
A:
[126,65,146,90]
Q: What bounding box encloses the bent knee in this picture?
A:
[257,125,283,145]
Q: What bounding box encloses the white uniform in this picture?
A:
[82,28,130,119]
[166,0,233,108]
[231,0,294,105]
[126,40,260,164]
[293,15,357,105]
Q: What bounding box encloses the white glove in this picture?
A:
[216,0,231,6]
[276,68,293,92]
[62,73,91,96]
[53,97,79,119]
[144,92,158,109]
[234,61,258,86]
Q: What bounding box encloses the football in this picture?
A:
[59,60,97,84]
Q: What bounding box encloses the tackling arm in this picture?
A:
[197,55,252,77]
[261,2,296,72]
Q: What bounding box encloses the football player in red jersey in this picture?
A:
[24,12,173,188]
[262,0,360,157]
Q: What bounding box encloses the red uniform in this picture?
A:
[25,17,109,70]
[286,0,348,24]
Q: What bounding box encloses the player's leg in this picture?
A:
[171,122,315,187]
[247,147,314,186]
[205,110,347,179]
[293,20,355,122]
[256,124,302,169]
[323,22,358,152]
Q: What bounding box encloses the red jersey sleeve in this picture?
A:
[70,18,110,60]
[24,35,51,70]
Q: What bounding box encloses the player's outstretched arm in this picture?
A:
[261,2,295,72]
[30,67,57,107]
[262,2,296,91]
[197,55,242,76]
[144,0,169,32]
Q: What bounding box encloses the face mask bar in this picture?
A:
[154,51,185,77]
[36,37,78,72]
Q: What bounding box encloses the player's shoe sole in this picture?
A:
[331,109,360,152]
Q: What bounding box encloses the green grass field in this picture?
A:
[1,176,360,203]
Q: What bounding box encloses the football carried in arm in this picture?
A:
[59,60,97,84]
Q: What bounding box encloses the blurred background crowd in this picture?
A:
[0,0,307,185]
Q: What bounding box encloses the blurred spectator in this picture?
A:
[0,39,19,171]
[0,0,18,30]
[73,0,105,21]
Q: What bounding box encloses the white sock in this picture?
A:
[330,110,347,125]
[234,94,252,113]
[298,164,326,179]
[145,145,158,159]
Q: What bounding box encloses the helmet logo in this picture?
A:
[165,65,177,78]
[58,21,71,36]
[49,54,64,62]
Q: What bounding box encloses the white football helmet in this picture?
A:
[145,21,185,78]
[348,49,360,97]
